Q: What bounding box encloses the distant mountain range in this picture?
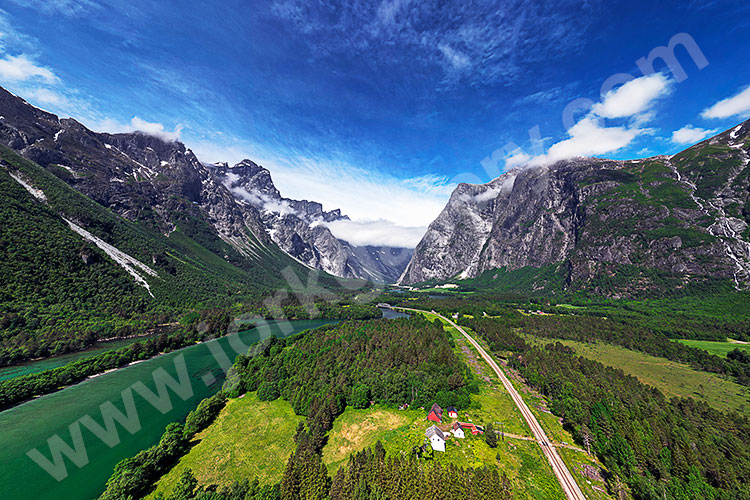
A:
[208,160,412,282]
[3,81,750,319]
[400,121,750,297]
[0,86,411,285]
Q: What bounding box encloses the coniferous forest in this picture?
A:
[462,316,750,499]
[93,308,750,500]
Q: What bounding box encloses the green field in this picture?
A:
[322,406,419,472]
[526,335,750,414]
[147,393,302,498]
[674,339,750,358]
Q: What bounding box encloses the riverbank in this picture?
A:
[0,327,223,412]
[0,319,337,500]
[0,332,167,382]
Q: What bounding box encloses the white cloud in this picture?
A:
[701,86,750,120]
[97,116,183,142]
[0,10,36,53]
[529,116,639,166]
[320,219,426,248]
[377,0,412,25]
[23,87,70,106]
[592,73,671,119]
[131,117,182,141]
[6,0,98,17]
[261,156,453,232]
[438,44,470,70]
[504,149,530,169]
[671,125,718,145]
[522,74,672,167]
[0,54,57,83]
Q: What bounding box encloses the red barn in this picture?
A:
[458,422,483,435]
[427,403,443,423]
[446,406,458,419]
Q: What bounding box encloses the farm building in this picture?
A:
[446,406,458,418]
[458,422,484,435]
[427,403,443,423]
[425,425,446,452]
[451,422,465,439]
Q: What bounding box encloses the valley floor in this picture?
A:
[674,338,750,358]
[147,312,616,500]
[524,335,750,414]
[425,311,614,500]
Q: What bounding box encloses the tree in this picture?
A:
[257,380,280,401]
[351,383,370,409]
[168,468,197,500]
[485,422,498,448]
[580,424,593,455]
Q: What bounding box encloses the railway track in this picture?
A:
[401,307,587,500]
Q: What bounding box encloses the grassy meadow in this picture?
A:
[147,393,302,498]
[674,338,750,358]
[525,335,750,414]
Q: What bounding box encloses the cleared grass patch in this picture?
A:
[674,338,750,358]
[453,336,530,436]
[147,393,302,498]
[322,407,416,472]
[528,336,750,414]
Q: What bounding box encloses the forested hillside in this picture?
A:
[0,145,352,366]
[99,316,515,500]
[464,316,750,499]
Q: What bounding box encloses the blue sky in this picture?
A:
[1,0,750,246]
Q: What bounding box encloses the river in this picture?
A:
[379,307,411,319]
[0,335,163,382]
[0,319,334,500]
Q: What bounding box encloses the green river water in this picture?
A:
[0,319,334,500]
[0,335,161,382]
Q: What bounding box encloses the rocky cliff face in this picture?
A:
[401,121,750,293]
[210,160,412,282]
[0,86,411,282]
[0,88,268,260]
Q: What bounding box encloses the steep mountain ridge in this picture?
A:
[0,142,327,363]
[0,87,269,259]
[401,121,750,295]
[0,86,410,282]
[210,160,412,282]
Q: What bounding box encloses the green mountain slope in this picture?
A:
[0,146,344,364]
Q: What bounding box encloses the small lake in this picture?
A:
[0,319,334,500]
[379,307,411,319]
[0,335,162,382]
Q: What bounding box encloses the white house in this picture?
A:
[451,422,465,439]
[425,425,446,452]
